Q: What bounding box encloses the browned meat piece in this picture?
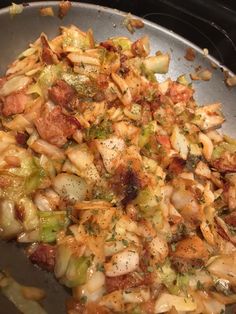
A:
[2,91,29,116]
[171,256,204,273]
[29,244,56,272]
[184,47,196,61]
[99,41,118,52]
[168,157,186,174]
[66,298,111,314]
[58,0,71,19]
[105,272,152,293]
[224,211,236,227]
[15,132,29,147]
[170,235,208,272]
[211,155,236,173]
[34,106,79,147]
[48,80,77,110]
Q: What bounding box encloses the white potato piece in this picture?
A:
[95,136,125,173]
[53,173,88,203]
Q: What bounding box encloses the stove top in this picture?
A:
[1,0,236,72]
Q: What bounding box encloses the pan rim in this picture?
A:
[0,0,234,75]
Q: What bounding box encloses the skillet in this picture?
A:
[0,2,235,313]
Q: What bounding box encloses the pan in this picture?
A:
[0,2,235,313]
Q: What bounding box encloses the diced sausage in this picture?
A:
[2,91,29,116]
[105,273,151,293]
[224,212,236,227]
[29,244,56,272]
[15,132,29,147]
[169,82,193,104]
[184,47,196,61]
[171,256,204,273]
[48,80,77,110]
[156,135,171,150]
[211,156,236,173]
[66,299,111,314]
[34,106,78,147]
[100,41,117,52]
[168,157,186,174]
[170,235,208,272]
[58,0,71,19]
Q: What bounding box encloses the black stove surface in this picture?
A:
[1,0,236,72]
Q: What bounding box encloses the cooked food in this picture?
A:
[0,24,236,314]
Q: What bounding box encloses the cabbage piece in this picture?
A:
[192,103,225,131]
[9,3,24,16]
[6,153,46,194]
[0,75,31,96]
[39,211,69,243]
[24,159,46,194]
[110,37,132,51]
[139,121,157,148]
[142,54,170,74]
[170,125,189,160]
[0,272,46,314]
[61,255,91,288]
[154,293,197,313]
[61,72,98,98]
[86,119,112,140]
[28,64,63,97]
[19,197,39,232]
[134,188,159,216]
[61,26,91,51]
[0,199,23,239]
[207,254,236,285]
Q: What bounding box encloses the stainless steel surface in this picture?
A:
[0,2,235,313]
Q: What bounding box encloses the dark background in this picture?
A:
[0,0,236,72]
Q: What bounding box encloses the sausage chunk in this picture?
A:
[48,80,77,110]
[29,244,56,272]
[34,106,78,147]
[2,91,29,116]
